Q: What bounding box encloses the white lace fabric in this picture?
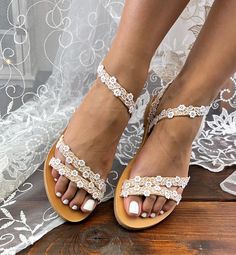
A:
[0,0,236,254]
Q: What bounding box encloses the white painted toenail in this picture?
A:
[63,199,69,205]
[54,178,58,182]
[160,210,164,215]
[129,201,139,215]
[71,205,78,210]
[82,199,95,211]
[150,213,156,218]
[56,192,62,197]
[141,212,148,218]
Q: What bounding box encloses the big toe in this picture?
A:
[81,195,97,213]
[124,196,142,217]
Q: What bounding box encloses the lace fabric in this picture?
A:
[0,0,235,253]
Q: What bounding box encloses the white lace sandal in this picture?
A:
[114,82,210,229]
[44,63,136,222]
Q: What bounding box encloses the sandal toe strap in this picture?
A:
[49,157,105,201]
[56,135,106,191]
[120,175,190,204]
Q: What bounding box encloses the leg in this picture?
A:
[124,0,236,218]
[52,0,190,212]
[175,0,236,104]
[103,0,190,98]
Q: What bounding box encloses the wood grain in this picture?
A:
[18,166,236,255]
[183,166,236,201]
[19,201,236,255]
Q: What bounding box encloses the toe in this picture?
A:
[51,169,59,182]
[152,196,167,217]
[61,181,77,205]
[162,187,183,212]
[162,200,176,212]
[123,195,142,217]
[55,176,70,198]
[141,195,157,218]
[69,189,87,211]
[81,195,97,213]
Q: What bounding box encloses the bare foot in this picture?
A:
[123,80,206,218]
[51,54,148,213]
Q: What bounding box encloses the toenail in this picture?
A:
[71,205,78,210]
[150,213,156,218]
[141,212,148,218]
[63,199,69,205]
[56,192,62,197]
[129,201,139,215]
[82,199,95,212]
[54,178,58,182]
[160,210,164,215]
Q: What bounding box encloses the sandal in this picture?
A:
[114,82,210,229]
[44,62,136,222]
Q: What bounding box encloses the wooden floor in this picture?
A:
[19,166,236,255]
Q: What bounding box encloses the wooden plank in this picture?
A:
[18,166,236,255]
[183,166,236,201]
[19,201,236,255]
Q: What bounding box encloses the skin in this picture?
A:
[51,0,190,212]
[52,0,236,218]
[123,0,236,218]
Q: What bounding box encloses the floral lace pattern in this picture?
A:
[0,0,235,253]
[0,169,64,255]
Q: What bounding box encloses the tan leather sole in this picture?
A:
[114,99,176,230]
[44,141,90,222]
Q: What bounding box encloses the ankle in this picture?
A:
[102,49,149,99]
[173,73,219,105]
[156,79,206,144]
[86,81,131,122]
[158,116,202,147]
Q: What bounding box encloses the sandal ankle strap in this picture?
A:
[149,104,210,132]
[147,81,210,131]
[148,81,173,125]
[97,64,135,115]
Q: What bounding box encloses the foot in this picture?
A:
[123,80,205,218]
[51,55,148,213]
